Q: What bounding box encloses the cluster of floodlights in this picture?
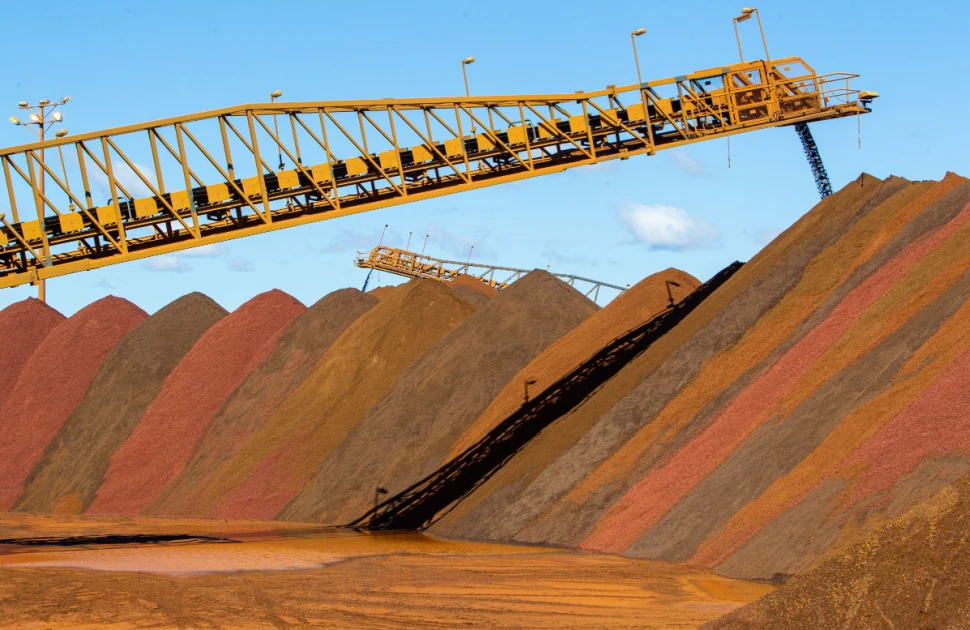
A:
[9,96,72,140]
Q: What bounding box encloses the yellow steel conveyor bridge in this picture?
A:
[0,56,872,290]
[355,245,628,303]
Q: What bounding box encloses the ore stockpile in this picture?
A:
[4,173,970,627]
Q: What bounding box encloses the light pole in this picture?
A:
[733,7,770,62]
[630,28,654,148]
[461,56,476,133]
[270,90,284,170]
[630,28,647,86]
[9,96,70,302]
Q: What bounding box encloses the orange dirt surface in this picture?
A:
[0,515,772,629]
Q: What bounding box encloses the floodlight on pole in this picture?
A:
[732,7,770,62]
[461,56,476,133]
[630,27,656,149]
[9,96,70,303]
[270,90,284,170]
[631,28,647,86]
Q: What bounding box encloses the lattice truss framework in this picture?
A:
[0,56,868,289]
[355,245,628,303]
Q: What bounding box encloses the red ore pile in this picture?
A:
[87,290,305,515]
[0,298,65,410]
[0,297,147,509]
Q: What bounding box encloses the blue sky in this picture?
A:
[1,0,966,315]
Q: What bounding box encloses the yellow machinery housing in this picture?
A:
[355,245,627,303]
[0,57,870,290]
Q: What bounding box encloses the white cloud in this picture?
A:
[179,244,228,258]
[669,150,712,178]
[227,257,254,272]
[143,256,190,273]
[617,202,720,251]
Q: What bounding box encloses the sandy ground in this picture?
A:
[0,515,772,628]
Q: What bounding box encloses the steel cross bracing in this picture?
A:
[0,56,870,290]
[355,246,627,303]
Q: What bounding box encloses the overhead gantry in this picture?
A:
[355,245,627,303]
[0,56,871,290]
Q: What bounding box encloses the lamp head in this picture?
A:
[55,129,69,138]
[60,96,71,104]
[38,99,50,107]
[29,114,41,123]
[270,90,283,99]
[633,28,646,36]
[9,116,20,125]
[736,7,754,21]
[18,101,27,109]
[51,112,63,122]
[462,56,475,64]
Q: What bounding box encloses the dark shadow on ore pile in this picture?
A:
[15,292,228,515]
[354,263,741,531]
[147,288,379,517]
[431,174,888,545]
[280,269,599,525]
[0,297,147,510]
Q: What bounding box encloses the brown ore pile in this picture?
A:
[281,270,598,524]
[447,273,498,308]
[706,469,970,630]
[202,279,477,520]
[148,288,379,517]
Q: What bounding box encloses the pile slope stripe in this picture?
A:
[512,178,911,549]
[87,290,305,515]
[281,270,598,524]
[608,183,970,566]
[0,297,148,510]
[205,279,477,520]
[0,298,65,410]
[14,293,228,514]
[432,175,890,543]
[148,288,379,517]
[448,268,698,460]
